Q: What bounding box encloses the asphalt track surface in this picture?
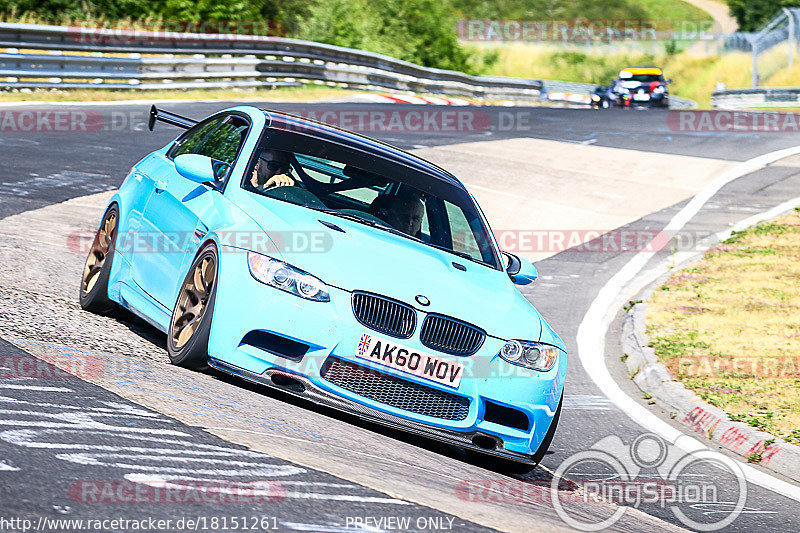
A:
[1,101,800,532]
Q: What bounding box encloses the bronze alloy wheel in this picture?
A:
[81,211,116,295]
[79,205,118,314]
[171,252,216,350]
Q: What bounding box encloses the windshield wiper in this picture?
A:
[425,242,475,261]
[303,205,393,229]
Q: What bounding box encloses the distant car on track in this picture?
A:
[79,105,566,471]
[591,85,626,109]
[592,66,670,108]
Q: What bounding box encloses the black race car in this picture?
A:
[591,67,671,109]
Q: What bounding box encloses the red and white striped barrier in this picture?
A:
[547,92,591,105]
[355,93,472,105]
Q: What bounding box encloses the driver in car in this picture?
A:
[384,189,425,236]
[250,149,295,190]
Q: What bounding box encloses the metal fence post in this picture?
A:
[752,39,759,88]
[786,8,795,68]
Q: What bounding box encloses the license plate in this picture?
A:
[633,93,650,101]
[354,333,464,388]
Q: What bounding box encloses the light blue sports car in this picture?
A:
[79,105,566,471]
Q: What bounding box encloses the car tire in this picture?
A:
[79,204,119,314]
[167,243,218,369]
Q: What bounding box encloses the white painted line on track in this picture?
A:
[563,395,615,410]
[125,473,369,490]
[0,384,72,392]
[203,425,558,506]
[124,474,411,506]
[576,145,800,501]
[282,492,412,504]
[0,460,19,471]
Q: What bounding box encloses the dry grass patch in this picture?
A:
[647,209,800,443]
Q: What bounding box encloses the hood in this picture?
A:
[232,191,543,341]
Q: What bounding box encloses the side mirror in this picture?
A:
[174,154,218,184]
[502,252,538,285]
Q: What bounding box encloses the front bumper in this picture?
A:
[208,246,566,461]
[630,92,668,107]
[208,358,540,463]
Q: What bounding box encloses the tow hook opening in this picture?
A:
[472,434,498,450]
[270,373,306,393]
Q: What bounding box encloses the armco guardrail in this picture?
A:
[0,22,542,99]
[712,87,800,108]
[665,95,697,109]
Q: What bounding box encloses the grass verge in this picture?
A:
[647,208,800,443]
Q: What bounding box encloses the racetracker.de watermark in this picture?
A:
[68,230,333,255]
[674,355,800,378]
[69,480,286,504]
[494,229,671,254]
[0,110,147,133]
[457,19,713,42]
[668,110,800,133]
[1,108,493,134]
[0,354,103,380]
[280,108,491,133]
[66,21,286,44]
[68,229,725,256]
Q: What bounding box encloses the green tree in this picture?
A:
[0,0,298,26]
[0,0,155,20]
[159,0,261,22]
[298,0,471,72]
[726,0,793,32]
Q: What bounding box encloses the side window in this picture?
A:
[170,115,250,179]
[195,116,249,166]
[170,118,223,159]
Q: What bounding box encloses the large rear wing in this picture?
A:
[148,105,198,131]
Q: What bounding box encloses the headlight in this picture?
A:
[653,85,666,94]
[247,251,330,302]
[591,94,601,101]
[498,340,559,371]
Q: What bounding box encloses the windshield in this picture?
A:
[243,145,500,269]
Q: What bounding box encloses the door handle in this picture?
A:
[154,180,167,194]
